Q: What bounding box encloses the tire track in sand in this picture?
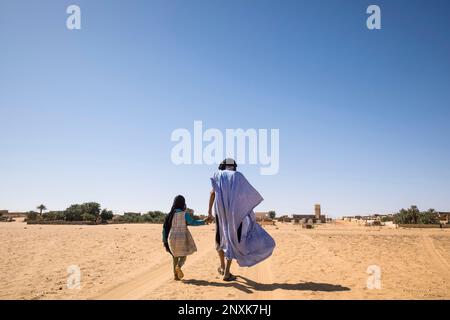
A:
[92,246,216,300]
[421,235,450,276]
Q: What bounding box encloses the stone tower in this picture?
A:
[315,204,321,219]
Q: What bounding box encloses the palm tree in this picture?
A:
[37,204,47,216]
[268,211,276,220]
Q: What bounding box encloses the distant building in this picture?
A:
[342,214,393,221]
[254,212,276,226]
[255,212,270,221]
[293,214,315,224]
[341,213,395,227]
[0,211,28,218]
[277,215,292,223]
[293,204,326,224]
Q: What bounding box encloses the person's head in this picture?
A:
[171,195,186,211]
[218,158,237,171]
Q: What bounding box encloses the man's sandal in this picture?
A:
[223,273,237,282]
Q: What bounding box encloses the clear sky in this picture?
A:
[1,0,449,217]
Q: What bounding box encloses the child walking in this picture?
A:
[162,195,209,280]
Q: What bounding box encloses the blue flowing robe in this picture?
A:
[211,170,276,267]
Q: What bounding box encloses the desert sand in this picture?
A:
[0,219,449,300]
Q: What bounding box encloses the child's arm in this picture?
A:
[185,212,207,226]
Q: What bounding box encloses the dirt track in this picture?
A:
[1,221,449,300]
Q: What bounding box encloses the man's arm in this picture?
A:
[208,189,215,220]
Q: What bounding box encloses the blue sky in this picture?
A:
[1,0,449,217]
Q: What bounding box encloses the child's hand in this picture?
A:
[204,216,213,224]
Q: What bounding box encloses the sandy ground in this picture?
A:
[0,220,449,300]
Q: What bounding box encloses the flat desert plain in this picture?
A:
[0,220,449,300]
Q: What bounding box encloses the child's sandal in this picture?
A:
[175,266,184,279]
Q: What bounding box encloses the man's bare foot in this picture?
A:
[217,267,225,276]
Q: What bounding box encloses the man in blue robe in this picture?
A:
[208,158,276,281]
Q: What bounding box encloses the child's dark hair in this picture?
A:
[171,195,186,211]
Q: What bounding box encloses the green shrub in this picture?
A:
[418,209,439,224]
[26,211,39,221]
[43,211,65,221]
[81,213,97,222]
[145,211,166,223]
[112,211,167,224]
[81,202,101,217]
[100,209,114,221]
[65,202,101,221]
[65,204,83,221]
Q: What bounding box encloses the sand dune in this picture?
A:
[0,220,449,299]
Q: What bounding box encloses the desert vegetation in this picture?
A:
[392,206,440,225]
[25,202,168,225]
[26,202,114,224]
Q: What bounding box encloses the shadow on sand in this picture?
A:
[182,276,351,294]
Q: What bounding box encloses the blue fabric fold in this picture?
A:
[211,170,276,267]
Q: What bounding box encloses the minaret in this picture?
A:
[315,204,321,220]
